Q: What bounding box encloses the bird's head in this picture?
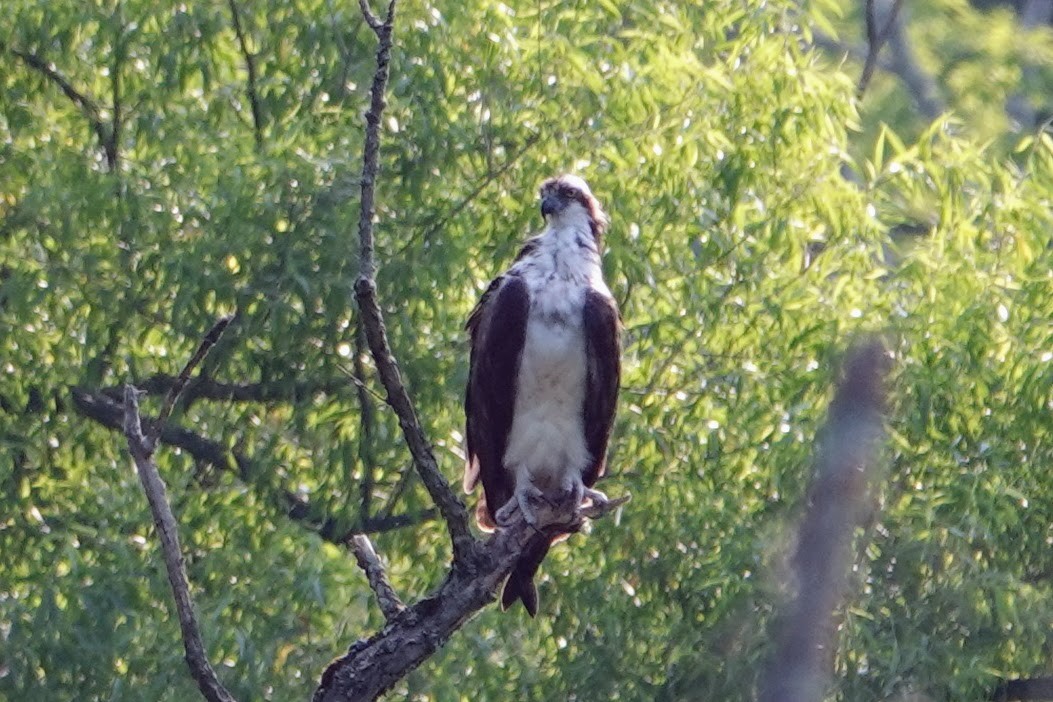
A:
[538,174,609,243]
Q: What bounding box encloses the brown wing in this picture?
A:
[464,274,530,528]
[581,288,621,487]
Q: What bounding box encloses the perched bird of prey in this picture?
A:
[463,174,621,616]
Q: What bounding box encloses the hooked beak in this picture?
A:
[540,194,561,218]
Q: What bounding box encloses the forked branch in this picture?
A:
[123,401,235,702]
[348,534,405,620]
[314,494,629,702]
[348,0,475,561]
[121,320,236,702]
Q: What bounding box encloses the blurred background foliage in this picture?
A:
[1,0,1051,700]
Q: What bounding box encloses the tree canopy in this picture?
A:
[1,0,1051,699]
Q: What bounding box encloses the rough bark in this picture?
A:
[314,497,629,702]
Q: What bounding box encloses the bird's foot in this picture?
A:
[495,485,544,528]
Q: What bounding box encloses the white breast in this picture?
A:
[502,218,601,490]
[503,309,590,489]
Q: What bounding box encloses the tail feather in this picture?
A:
[501,539,551,617]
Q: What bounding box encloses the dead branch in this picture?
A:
[348,534,405,620]
[313,495,629,702]
[758,339,890,702]
[122,384,236,702]
[72,387,434,539]
[155,315,234,440]
[348,0,475,561]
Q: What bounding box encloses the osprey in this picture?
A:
[463,174,621,616]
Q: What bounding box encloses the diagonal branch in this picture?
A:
[858,0,905,97]
[759,339,890,702]
[350,0,475,561]
[2,43,116,169]
[72,387,434,539]
[357,0,387,32]
[226,0,265,149]
[122,386,237,702]
[348,534,404,620]
[155,315,234,441]
[313,494,630,702]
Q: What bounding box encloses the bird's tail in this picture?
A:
[501,538,551,617]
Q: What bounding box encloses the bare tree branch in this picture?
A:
[72,388,434,539]
[858,0,905,97]
[122,386,237,702]
[992,676,1053,701]
[349,0,475,561]
[155,315,234,442]
[226,0,265,149]
[357,0,385,31]
[313,495,630,702]
[759,340,890,702]
[101,372,348,405]
[348,534,404,620]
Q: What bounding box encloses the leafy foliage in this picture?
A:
[1,0,1051,700]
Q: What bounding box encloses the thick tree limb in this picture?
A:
[348,534,405,620]
[992,677,1053,701]
[758,340,890,702]
[122,386,236,702]
[72,388,434,538]
[350,0,475,561]
[313,495,630,702]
